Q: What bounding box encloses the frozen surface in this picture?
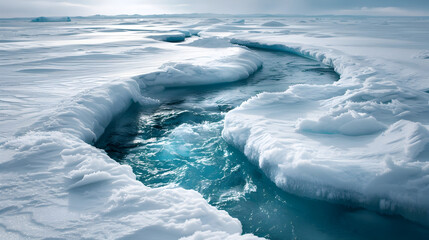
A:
[0,18,262,239]
[0,15,429,238]
[147,31,189,42]
[220,19,429,225]
[98,49,429,239]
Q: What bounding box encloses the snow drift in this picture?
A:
[135,47,262,87]
[147,32,189,43]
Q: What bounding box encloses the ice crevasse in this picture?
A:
[0,47,263,239]
[222,38,429,226]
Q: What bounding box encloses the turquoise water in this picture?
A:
[97,49,429,239]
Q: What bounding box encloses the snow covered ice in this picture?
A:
[31,16,71,22]
[0,17,262,240]
[222,18,429,225]
[0,15,429,239]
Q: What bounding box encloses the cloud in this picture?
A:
[1,0,429,17]
[335,6,429,16]
[0,0,92,17]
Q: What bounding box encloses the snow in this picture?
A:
[181,36,235,48]
[147,32,188,42]
[187,18,223,28]
[220,18,429,225]
[0,18,263,239]
[232,19,245,25]
[416,50,429,59]
[261,21,286,27]
[0,61,262,239]
[1,131,259,239]
[1,15,429,237]
[135,47,262,87]
[297,110,387,136]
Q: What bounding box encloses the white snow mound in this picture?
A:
[261,21,286,27]
[135,47,262,87]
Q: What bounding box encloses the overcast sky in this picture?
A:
[1,0,429,18]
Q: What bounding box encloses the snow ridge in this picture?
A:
[135,47,262,88]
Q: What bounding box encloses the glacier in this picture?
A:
[0,15,429,239]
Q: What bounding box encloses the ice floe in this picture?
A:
[222,33,429,225]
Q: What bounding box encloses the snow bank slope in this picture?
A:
[0,47,262,239]
[223,39,429,225]
[147,32,188,42]
[135,47,261,87]
[2,131,259,239]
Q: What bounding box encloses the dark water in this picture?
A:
[97,48,429,239]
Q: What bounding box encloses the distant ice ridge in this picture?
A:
[181,36,235,48]
[223,39,429,226]
[261,21,286,27]
[148,32,188,42]
[0,47,263,239]
[31,16,71,22]
[147,30,199,43]
[415,50,429,60]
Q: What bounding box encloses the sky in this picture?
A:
[1,0,429,18]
